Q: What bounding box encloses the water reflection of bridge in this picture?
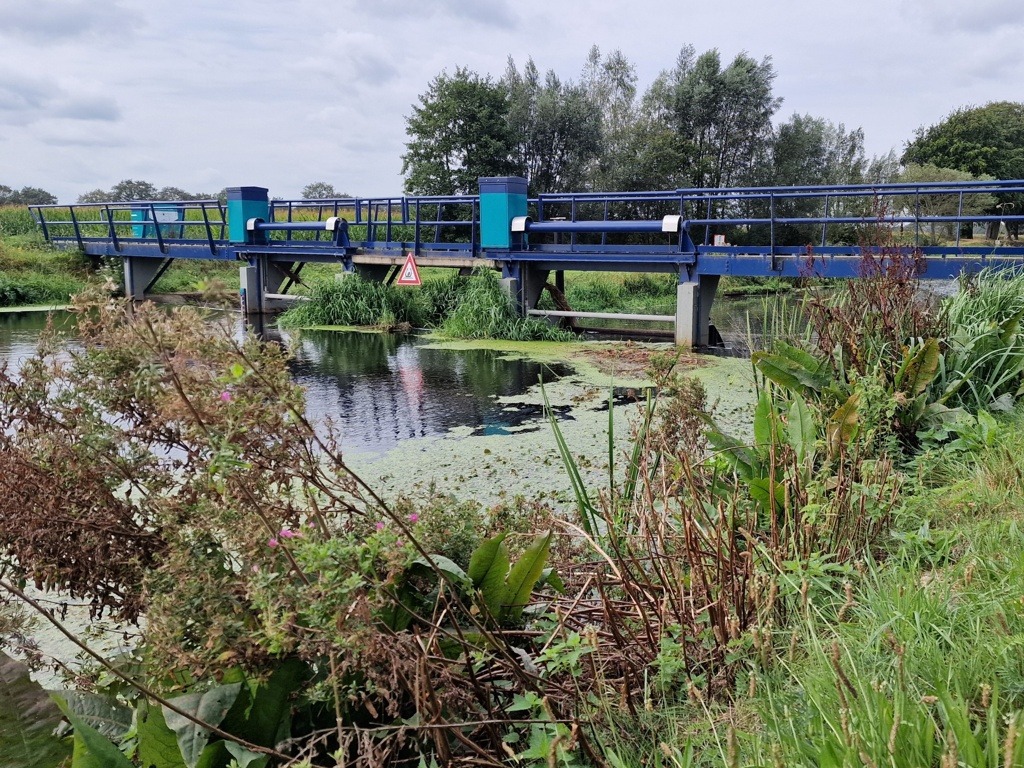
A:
[285,330,572,452]
[29,178,1024,346]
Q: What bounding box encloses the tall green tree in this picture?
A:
[401,68,516,195]
[903,102,1024,236]
[580,46,640,190]
[764,114,868,244]
[903,101,1024,179]
[503,58,602,194]
[649,47,782,190]
[771,114,866,186]
[107,179,158,202]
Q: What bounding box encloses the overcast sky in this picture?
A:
[2,0,1022,203]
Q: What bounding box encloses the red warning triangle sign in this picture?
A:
[395,252,421,286]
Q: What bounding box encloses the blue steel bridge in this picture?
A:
[28,177,1024,346]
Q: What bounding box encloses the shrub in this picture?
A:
[279,273,424,328]
[440,268,574,341]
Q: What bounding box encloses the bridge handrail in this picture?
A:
[28,181,1024,260]
[28,199,227,255]
[534,179,1024,201]
[269,195,479,251]
[529,180,1024,252]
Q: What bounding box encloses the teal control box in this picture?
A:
[479,176,527,249]
[226,186,269,243]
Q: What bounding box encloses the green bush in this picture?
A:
[0,273,82,306]
[279,273,425,328]
[439,268,574,341]
[932,268,1024,412]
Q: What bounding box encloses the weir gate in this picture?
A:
[28,178,1024,346]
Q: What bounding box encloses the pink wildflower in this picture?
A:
[251,565,260,573]
[408,513,419,523]
[220,391,232,402]
[375,521,386,531]
[267,537,279,548]
[279,527,297,539]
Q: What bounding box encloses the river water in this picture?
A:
[0,299,768,455]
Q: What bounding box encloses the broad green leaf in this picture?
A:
[538,567,565,595]
[753,345,829,397]
[411,555,470,589]
[468,533,510,617]
[748,476,774,514]
[896,338,940,396]
[753,390,775,452]
[225,741,269,768]
[706,426,756,481]
[774,340,826,373]
[53,695,133,768]
[59,692,132,741]
[137,700,187,768]
[162,683,242,768]
[499,531,552,623]
[195,741,228,768]
[0,652,71,768]
[787,395,816,464]
[222,658,307,748]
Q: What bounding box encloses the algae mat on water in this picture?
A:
[346,339,757,511]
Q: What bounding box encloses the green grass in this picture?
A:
[280,268,574,341]
[586,391,1024,766]
[0,207,91,306]
[438,268,573,341]
[279,272,426,328]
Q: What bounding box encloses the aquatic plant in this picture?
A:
[439,267,574,341]
[278,272,424,328]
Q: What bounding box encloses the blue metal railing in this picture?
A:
[268,195,479,254]
[28,181,1024,269]
[529,180,1024,254]
[29,200,226,255]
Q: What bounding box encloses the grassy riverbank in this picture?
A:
[0,207,89,306]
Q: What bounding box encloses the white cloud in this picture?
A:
[4,0,1024,202]
[0,0,142,43]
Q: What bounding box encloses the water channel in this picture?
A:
[0,298,768,457]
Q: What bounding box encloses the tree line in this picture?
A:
[401,45,894,197]
[401,44,1024,209]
